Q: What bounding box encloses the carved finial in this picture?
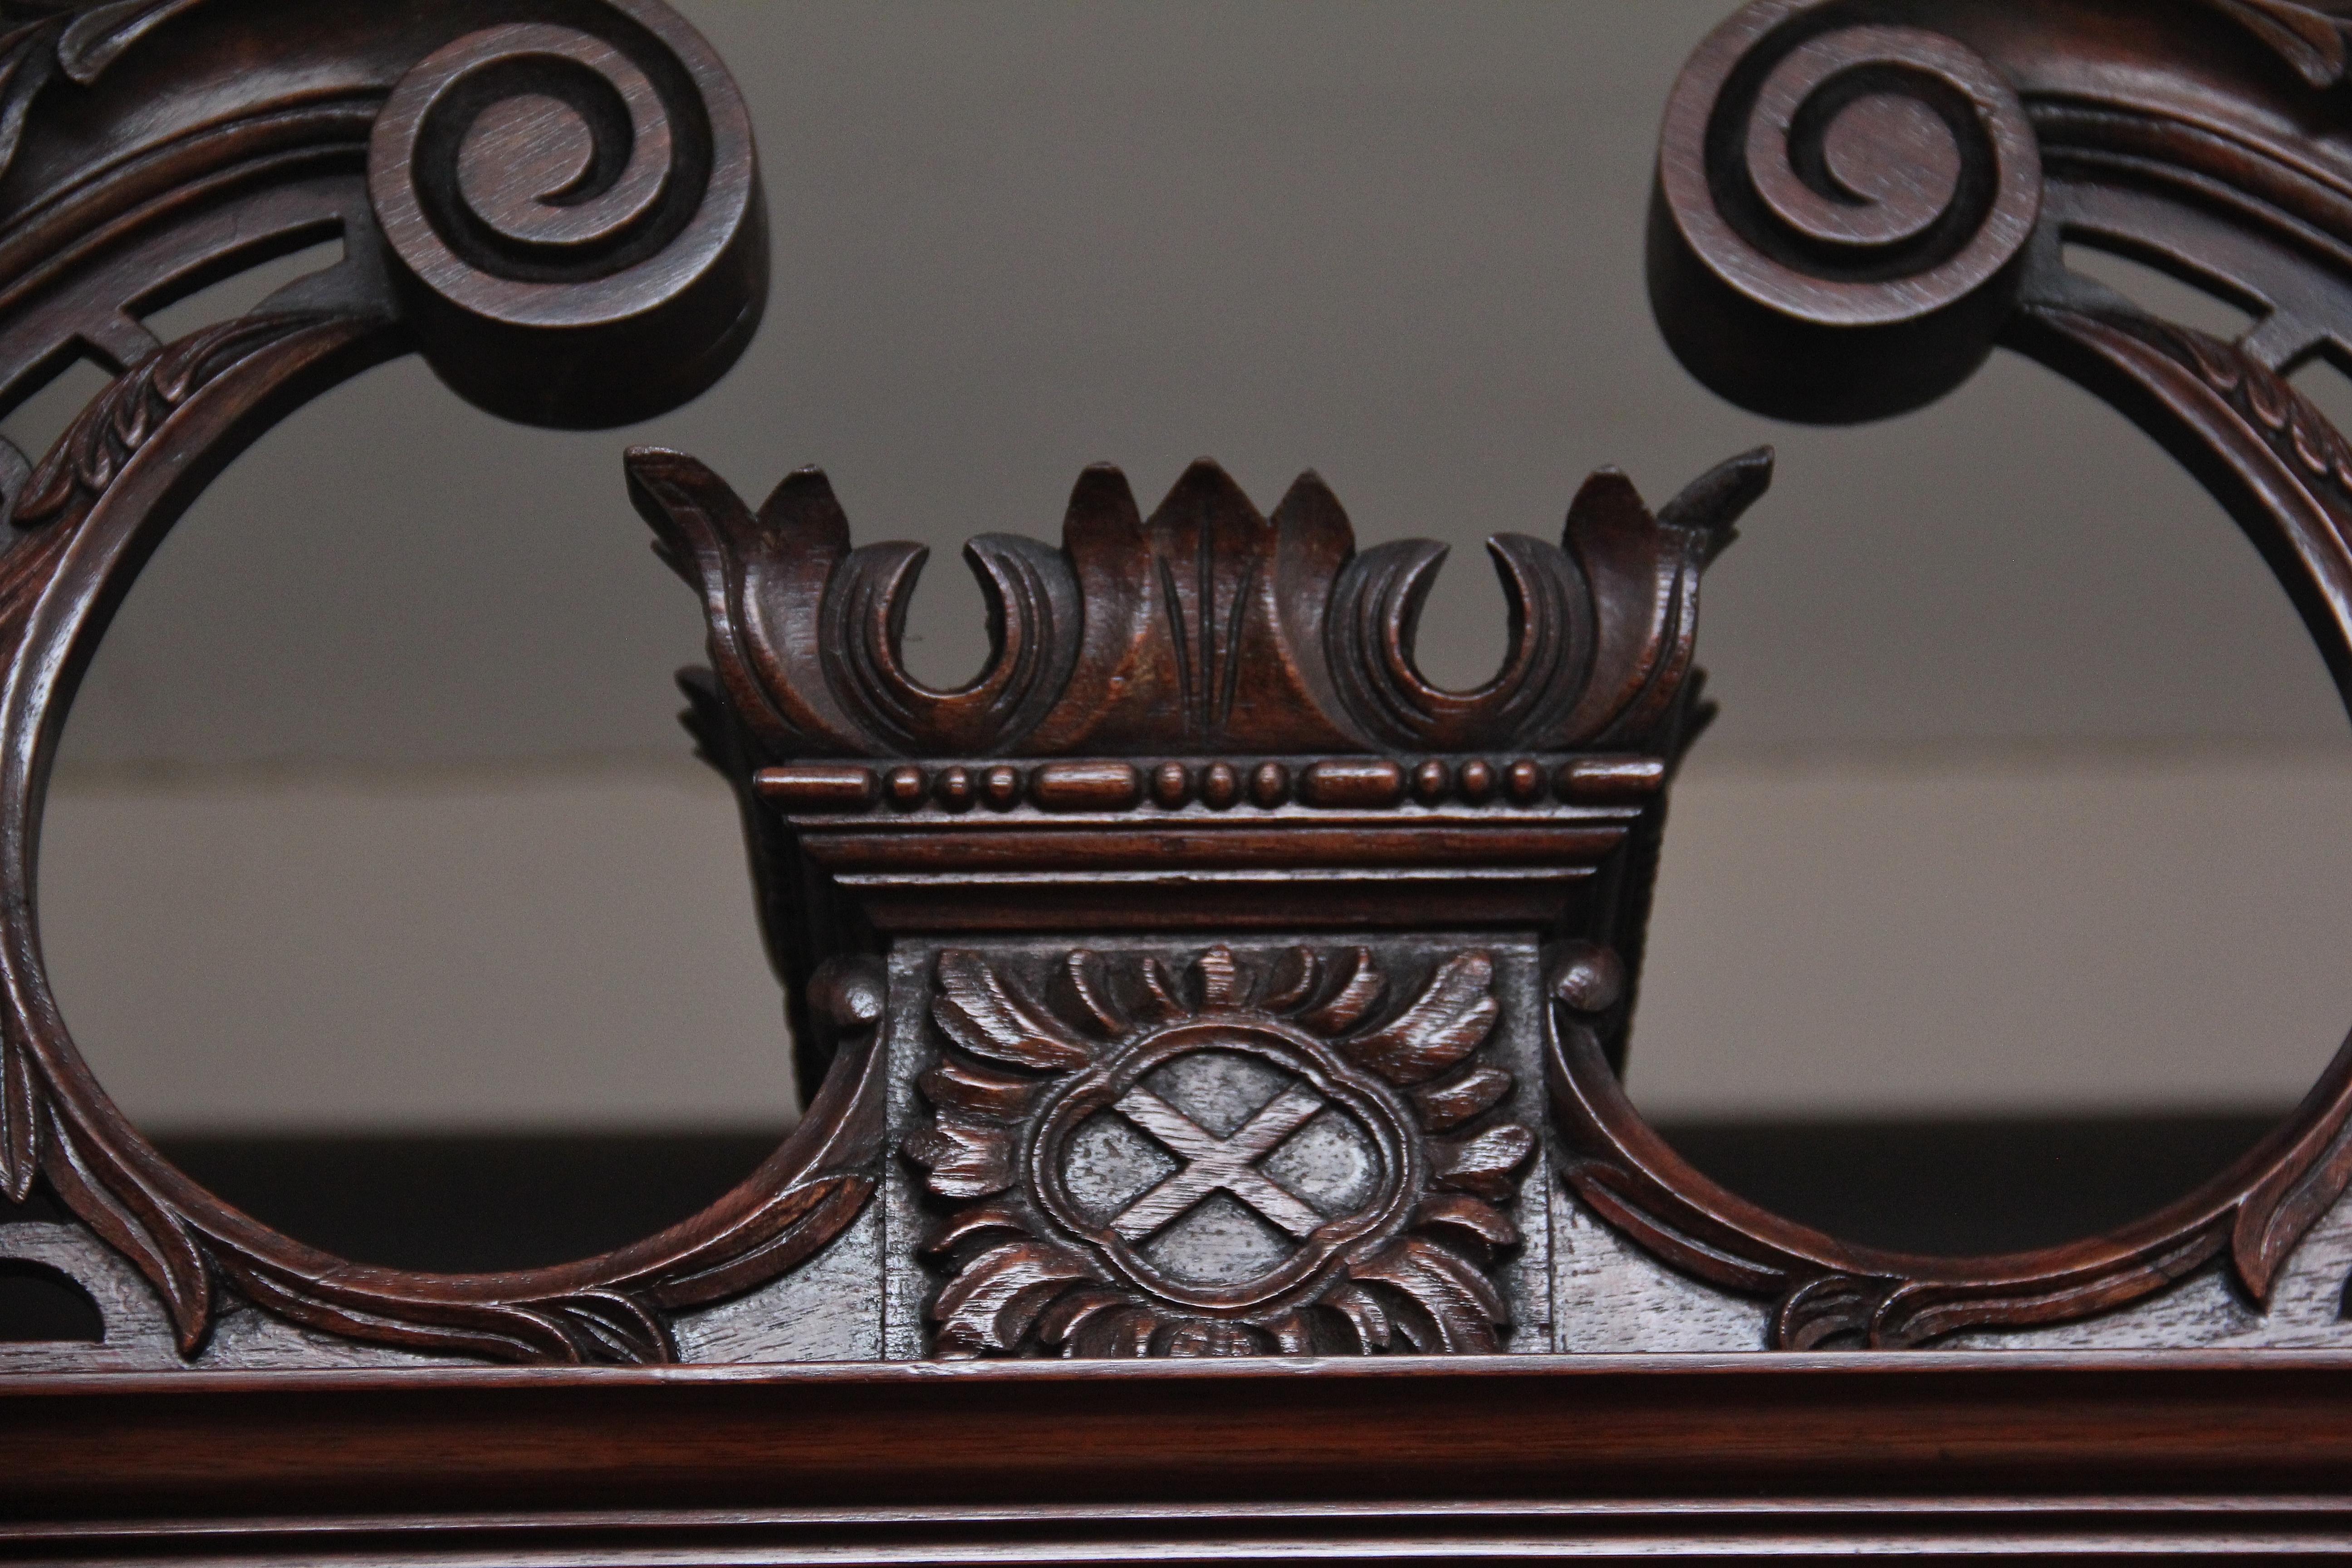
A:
[633,454,1769,762]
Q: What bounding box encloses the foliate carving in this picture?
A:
[906,946,1534,1357]
[2107,314,2352,501]
[1619,0,2352,1350]
[9,313,327,528]
[9,945,888,1364]
[2200,0,2352,86]
[0,0,859,1367]
[0,2,208,183]
[1547,942,2352,1348]
[630,449,1770,763]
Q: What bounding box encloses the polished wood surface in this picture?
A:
[2,0,2352,1554]
[10,1353,2352,1556]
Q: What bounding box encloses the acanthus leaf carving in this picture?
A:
[1556,447,1768,751]
[909,944,1533,1359]
[10,313,335,529]
[1340,951,1497,1085]
[0,1,210,191]
[822,532,1080,756]
[641,448,1767,760]
[1322,530,1591,753]
[631,452,869,760]
[40,1113,215,1354]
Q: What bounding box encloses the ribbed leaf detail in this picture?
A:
[1344,952,1496,1084]
[932,951,1093,1071]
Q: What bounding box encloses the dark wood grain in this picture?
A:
[5,0,2352,1551]
[8,1354,2352,1552]
[0,0,845,1368]
[905,944,1532,1358]
[1595,0,2352,1357]
[628,449,1771,763]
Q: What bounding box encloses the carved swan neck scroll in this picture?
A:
[1600,0,2352,1348]
[0,0,1775,1371]
[0,0,883,1369]
[3,0,2349,1377]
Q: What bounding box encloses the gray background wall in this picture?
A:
[24,0,2352,1132]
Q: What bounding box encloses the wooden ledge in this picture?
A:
[5,1352,2351,1532]
[10,1496,2352,1563]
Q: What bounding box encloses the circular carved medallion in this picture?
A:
[1032,1019,1421,1313]
[907,945,1536,1358]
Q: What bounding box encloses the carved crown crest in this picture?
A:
[625,448,1772,764]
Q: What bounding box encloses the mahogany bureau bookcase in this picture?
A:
[0,0,2350,1558]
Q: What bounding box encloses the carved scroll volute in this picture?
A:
[1323,532,1592,754]
[1650,0,2044,422]
[822,533,1081,756]
[366,1,766,427]
[1027,461,1360,755]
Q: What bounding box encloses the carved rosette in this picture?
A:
[905,946,1534,1357]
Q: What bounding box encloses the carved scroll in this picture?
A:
[0,0,882,1365]
[1612,0,2352,1343]
[7,0,2348,1374]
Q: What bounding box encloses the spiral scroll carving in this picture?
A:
[366,3,765,427]
[1651,3,2043,421]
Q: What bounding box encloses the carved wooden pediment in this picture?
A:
[4,0,2352,1554]
[626,447,1770,762]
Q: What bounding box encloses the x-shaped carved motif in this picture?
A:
[1110,1083,1327,1241]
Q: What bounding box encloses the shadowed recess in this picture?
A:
[86,1117,2300,1272]
[1659,1113,2288,1256]
[154,1132,782,1273]
[0,1259,102,1344]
